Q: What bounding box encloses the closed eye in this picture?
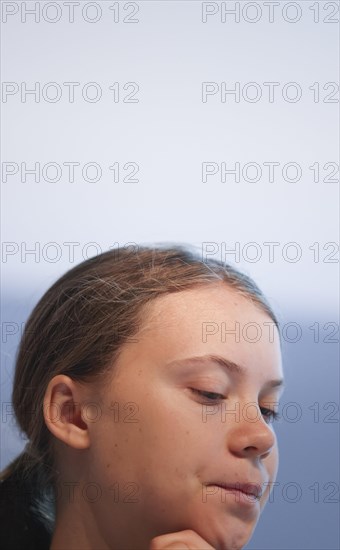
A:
[260,407,281,422]
[190,388,225,401]
[190,389,281,422]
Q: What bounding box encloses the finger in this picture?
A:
[156,542,189,550]
[149,529,215,550]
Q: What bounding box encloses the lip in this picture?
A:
[209,482,263,500]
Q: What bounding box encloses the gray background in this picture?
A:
[1,1,339,549]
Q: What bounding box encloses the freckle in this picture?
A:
[106,463,110,468]
[186,431,189,435]
[139,428,142,432]
[114,443,118,447]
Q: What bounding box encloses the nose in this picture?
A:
[227,401,277,459]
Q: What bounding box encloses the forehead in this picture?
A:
[140,284,271,333]
[133,284,283,382]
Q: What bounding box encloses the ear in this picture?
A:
[43,374,91,450]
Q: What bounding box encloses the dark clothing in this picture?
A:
[0,470,53,550]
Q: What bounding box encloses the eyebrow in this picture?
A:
[167,354,285,390]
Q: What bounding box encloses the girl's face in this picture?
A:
[84,284,284,550]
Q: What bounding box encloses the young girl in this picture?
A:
[0,244,285,550]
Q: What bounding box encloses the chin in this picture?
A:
[206,524,254,550]
[181,503,256,550]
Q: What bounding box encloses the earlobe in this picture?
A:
[43,374,91,450]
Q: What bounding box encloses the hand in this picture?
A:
[149,529,215,549]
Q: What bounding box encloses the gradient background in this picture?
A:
[1,1,339,549]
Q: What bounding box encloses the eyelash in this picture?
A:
[190,389,281,422]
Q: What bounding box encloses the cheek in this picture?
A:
[260,441,279,509]
[87,394,202,481]
[268,441,279,481]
